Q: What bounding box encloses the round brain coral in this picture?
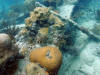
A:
[0,33,12,48]
[26,63,49,75]
[30,46,62,73]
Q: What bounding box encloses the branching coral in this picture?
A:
[30,46,62,74]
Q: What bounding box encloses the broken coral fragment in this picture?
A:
[30,46,62,73]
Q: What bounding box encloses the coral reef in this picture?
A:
[15,7,66,47]
[9,4,76,75]
[23,7,65,46]
[26,63,49,75]
[30,46,62,74]
[0,1,100,75]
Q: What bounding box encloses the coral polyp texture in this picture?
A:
[26,63,49,75]
[30,46,62,74]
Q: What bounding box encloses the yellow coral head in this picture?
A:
[30,46,62,73]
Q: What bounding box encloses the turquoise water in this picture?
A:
[0,0,100,75]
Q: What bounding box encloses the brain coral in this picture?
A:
[30,46,62,73]
[26,63,49,75]
[0,33,12,48]
[0,33,20,75]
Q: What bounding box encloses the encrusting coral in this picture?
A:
[30,46,62,74]
[26,63,49,75]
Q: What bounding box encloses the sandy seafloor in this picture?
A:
[0,0,100,75]
[58,0,100,75]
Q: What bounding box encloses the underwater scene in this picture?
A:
[0,0,100,75]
